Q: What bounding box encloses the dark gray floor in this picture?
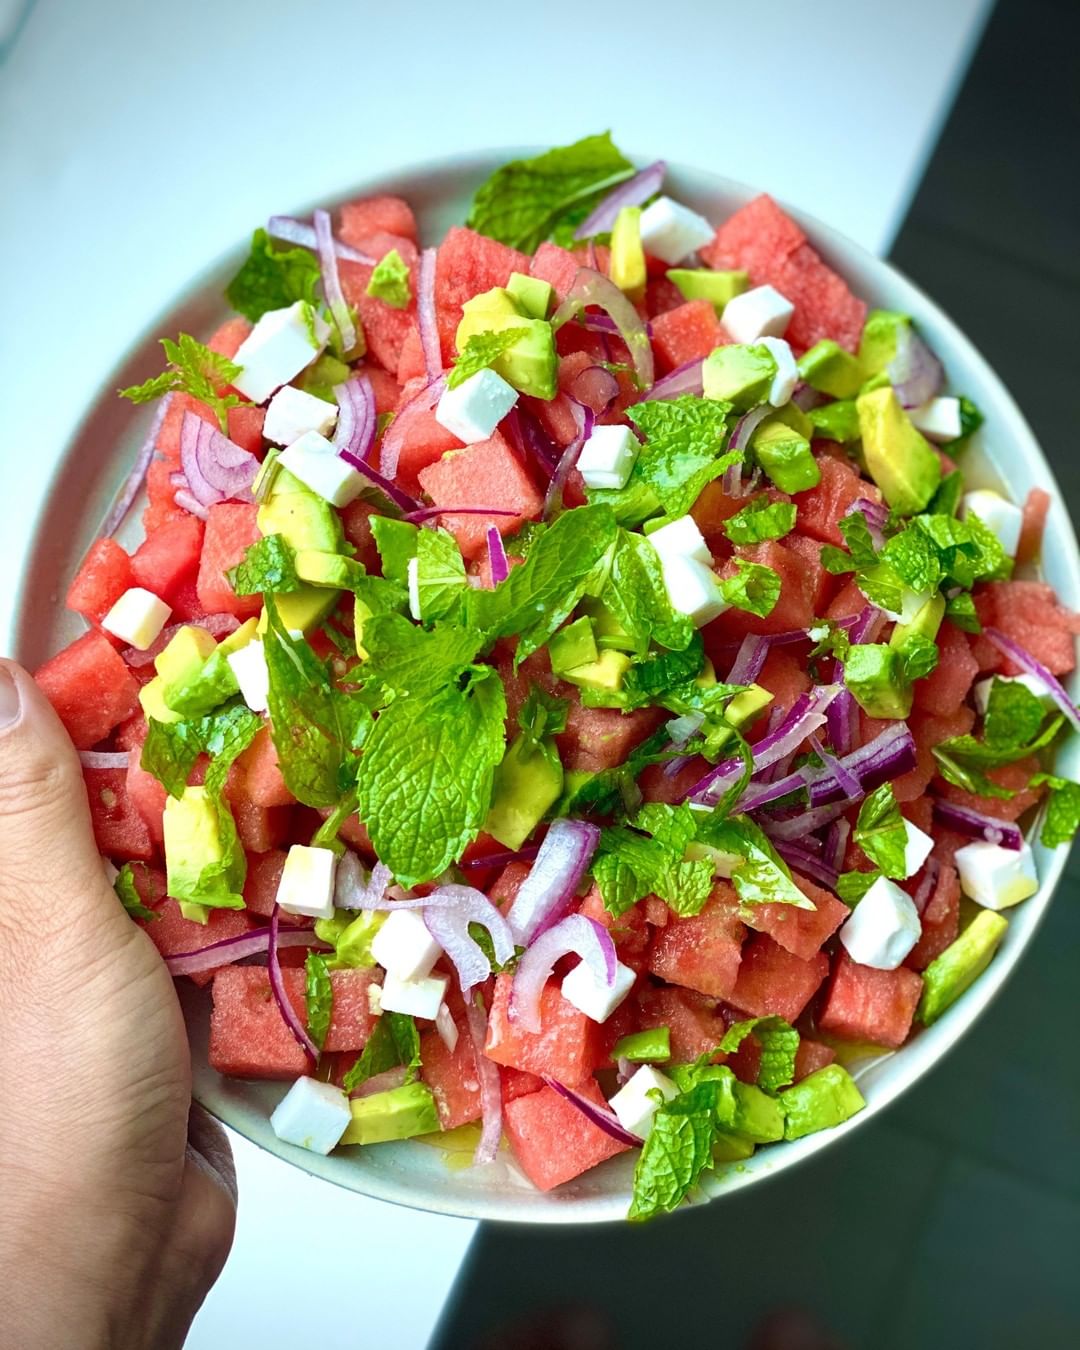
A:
[432,3,1080,1345]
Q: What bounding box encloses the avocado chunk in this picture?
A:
[857,309,910,378]
[456,288,558,401]
[163,785,245,922]
[485,732,564,851]
[725,682,774,727]
[730,1079,786,1143]
[808,399,861,443]
[612,1027,671,1063]
[314,908,387,969]
[797,339,864,399]
[712,1131,756,1163]
[918,909,1008,1024]
[702,342,777,411]
[890,592,945,650]
[857,386,941,516]
[168,617,260,717]
[781,1065,865,1140]
[667,267,748,312]
[610,206,646,303]
[339,1081,440,1146]
[506,271,553,319]
[580,599,638,653]
[139,626,220,725]
[298,352,354,403]
[258,585,339,635]
[843,643,912,719]
[139,676,181,726]
[562,648,631,694]
[295,549,366,590]
[548,616,599,675]
[750,411,820,494]
[258,471,344,552]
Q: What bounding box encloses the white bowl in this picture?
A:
[12,152,1079,1224]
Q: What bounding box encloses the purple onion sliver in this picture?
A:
[773,840,839,890]
[351,1065,408,1099]
[505,818,601,946]
[337,446,422,514]
[728,404,771,456]
[417,246,441,381]
[932,798,1023,851]
[486,525,510,584]
[552,268,654,390]
[726,634,770,686]
[983,627,1080,734]
[543,404,593,519]
[333,376,377,465]
[403,505,520,526]
[826,685,859,756]
[79,750,131,770]
[103,393,171,537]
[460,844,541,871]
[314,207,357,353]
[889,327,944,409]
[543,1078,640,1148]
[465,998,503,1166]
[267,905,319,1067]
[165,925,327,977]
[421,885,516,995]
[574,160,666,240]
[379,375,445,481]
[510,406,559,477]
[647,358,705,402]
[911,856,941,915]
[826,817,851,872]
[267,215,374,264]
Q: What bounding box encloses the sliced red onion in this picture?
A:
[79,750,130,770]
[314,208,357,354]
[464,996,503,1165]
[122,613,239,667]
[421,885,516,995]
[932,798,1024,850]
[351,1065,408,1099]
[334,855,393,911]
[337,443,422,514]
[403,505,520,526]
[773,840,840,891]
[510,915,616,1034]
[435,1002,459,1054]
[505,818,600,945]
[417,246,441,381]
[378,375,445,481]
[268,904,319,1068]
[983,627,1080,734]
[486,525,509,584]
[168,470,187,488]
[333,375,376,464]
[267,215,375,264]
[164,924,325,976]
[103,394,172,536]
[647,358,705,402]
[180,412,258,506]
[581,313,654,341]
[809,733,862,799]
[543,403,593,518]
[552,268,654,390]
[729,404,772,456]
[574,160,665,239]
[506,405,558,479]
[849,604,887,645]
[568,364,620,417]
[826,817,851,872]
[791,381,824,412]
[889,327,944,409]
[459,843,540,872]
[174,488,210,520]
[726,634,770,686]
[826,686,859,756]
[543,1077,640,1147]
[911,855,941,915]
[805,720,917,807]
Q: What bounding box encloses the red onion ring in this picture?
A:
[552,267,654,391]
[417,246,441,381]
[464,996,503,1166]
[889,327,944,409]
[164,924,326,976]
[267,215,375,264]
[402,505,520,526]
[505,817,600,945]
[333,375,376,464]
[510,915,617,1034]
[932,798,1024,851]
[314,207,357,354]
[543,404,593,519]
[379,375,446,481]
[772,840,840,891]
[268,904,319,1068]
[647,358,705,402]
[350,1065,408,1099]
[421,885,517,994]
[568,365,620,417]
[103,394,172,537]
[544,1078,640,1147]
[726,634,770,686]
[574,160,665,239]
[179,412,258,505]
[983,626,1080,734]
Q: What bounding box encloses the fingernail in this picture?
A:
[0,667,21,728]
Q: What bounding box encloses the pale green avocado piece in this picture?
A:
[258,474,344,553]
[781,1065,865,1140]
[155,625,218,692]
[891,593,945,649]
[808,399,861,443]
[731,1079,786,1143]
[612,1026,671,1063]
[918,909,1008,1025]
[702,342,777,411]
[139,676,182,726]
[580,599,638,653]
[843,643,912,719]
[167,616,260,717]
[298,352,355,403]
[485,735,564,851]
[859,370,892,395]
[460,285,523,325]
[506,271,553,319]
[726,682,774,727]
[548,616,599,675]
[667,267,748,312]
[857,308,910,377]
[562,649,631,693]
[339,1082,440,1146]
[750,413,820,494]
[712,1131,756,1162]
[459,314,558,400]
[259,585,338,635]
[163,785,245,921]
[610,205,646,302]
[797,339,864,399]
[295,549,366,590]
[314,908,387,969]
[857,386,941,516]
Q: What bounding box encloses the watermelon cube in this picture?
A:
[434,227,530,363]
[130,515,205,604]
[826,577,870,621]
[484,973,602,1086]
[156,393,217,464]
[913,621,978,716]
[728,934,829,1022]
[904,863,961,971]
[577,884,651,963]
[503,1078,630,1191]
[893,706,975,803]
[743,872,849,960]
[635,985,728,1063]
[385,376,464,494]
[395,324,426,384]
[315,970,382,1052]
[937,756,1043,822]
[555,703,665,775]
[650,300,728,374]
[785,533,838,614]
[754,646,811,719]
[66,538,134,623]
[701,194,806,277]
[83,764,153,861]
[234,726,294,807]
[647,883,746,1001]
[339,194,418,247]
[142,897,254,988]
[207,316,253,362]
[362,364,402,416]
[645,275,686,318]
[691,479,748,543]
[340,498,382,571]
[417,431,543,561]
[35,631,141,749]
[794,1038,837,1081]
[500,1066,544,1102]
[975,581,1079,676]
[793,456,878,548]
[421,1016,483,1130]
[818,952,923,1048]
[142,456,188,534]
[339,232,418,374]
[226,404,266,457]
[529,241,581,304]
[230,798,293,854]
[240,848,286,919]
[209,966,308,1079]
[126,747,167,847]
[706,539,816,647]
[195,503,262,620]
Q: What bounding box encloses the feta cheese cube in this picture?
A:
[101,587,172,650]
[909,396,962,442]
[270,1076,352,1155]
[720,284,794,343]
[279,430,364,508]
[609,1065,679,1139]
[560,958,637,1024]
[973,672,1052,715]
[758,335,798,407]
[838,875,922,970]
[960,489,1023,557]
[660,553,728,627]
[371,908,442,982]
[276,844,337,920]
[955,840,1038,911]
[263,384,339,446]
[379,971,450,1020]
[407,555,422,621]
[226,639,269,713]
[232,302,330,405]
[638,196,715,265]
[647,513,712,566]
[576,424,640,490]
[902,820,935,879]
[434,368,518,444]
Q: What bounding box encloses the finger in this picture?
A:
[187,1101,238,1206]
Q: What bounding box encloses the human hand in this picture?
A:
[0,660,236,1350]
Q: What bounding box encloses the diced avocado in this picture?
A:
[295,549,366,590]
[781,1065,865,1140]
[156,625,218,695]
[507,271,553,320]
[797,339,864,399]
[857,309,910,378]
[731,1079,786,1143]
[918,909,1008,1025]
[459,285,524,326]
[890,592,945,649]
[843,643,912,719]
[315,908,387,970]
[339,1081,440,1146]
[258,585,338,635]
[163,785,245,921]
[808,399,861,443]
[258,473,344,553]
[562,649,631,694]
[484,732,564,851]
[139,675,182,726]
[548,616,599,675]
[859,370,892,395]
[612,1027,671,1063]
[298,352,354,403]
[667,267,748,312]
[726,682,773,727]
[711,1131,756,1163]
[580,599,638,653]
[750,412,820,494]
[610,205,646,303]
[167,617,261,718]
[669,1063,739,1119]
[702,342,777,411]
[857,386,941,516]
[456,288,558,400]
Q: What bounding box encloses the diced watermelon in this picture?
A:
[913,621,978,715]
[207,316,253,361]
[639,754,710,805]
[395,324,426,384]
[1016,486,1051,565]
[701,194,806,276]
[142,456,188,533]
[421,1016,482,1130]
[226,404,266,458]
[489,861,531,912]
[818,953,923,1048]
[972,581,1079,676]
[434,227,529,363]
[794,456,879,547]
[645,275,685,318]
[340,499,382,571]
[743,872,849,959]
[66,538,134,624]
[339,232,419,374]
[785,533,838,614]
[523,389,580,449]
[142,898,254,988]
[650,300,728,374]
[555,703,665,774]
[361,364,402,416]
[500,1066,544,1102]
[905,863,961,971]
[901,796,934,836]
[339,195,418,246]
[388,376,465,494]
[937,756,1043,822]
[313,969,382,1051]
[794,1039,837,1081]
[83,765,153,860]
[690,479,747,544]
[129,515,205,604]
[35,631,141,749]
[502,1078,630,1192]
[754,644,812,720]
[706,539,816,647]
[156,393,217,464]
[635,985,728,1062]
[729,934,829,1022]
[166,574,209,623]
[241,847,287,920]
[417,431,543,560]
[126,744,167,846]
[893,706,975,802]
[484,973,602,1086]
[195,503,262,620]
[230,798,292,854]
[647,884,746,1001]
[826,577,870,621]
[577,885,651,965]
[528,241,581,304]
[234,726,294,807]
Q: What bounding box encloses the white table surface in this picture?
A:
[0,1,990,1345]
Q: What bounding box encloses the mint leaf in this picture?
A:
[341,1011,422,1092]
[601,528,694,655]
[141,701,261,799]
[1030,773,1080,848]
[914,512,1011,588]
[620,633,706,706]
[594,802,713,919]
[585,476,662,529]
[628,1081,720,1221]
[226,227,321,322]
[370,516,420,584]
[359,615,483,698]
[226,534,301,596]
[114,863,157,921]
[945,591,981,633]
[414,527,466,623]
[466,132,634,252]
[623,396,737,519]
[365,248,411,309]
[723,496,797,546]
[880,525,942,594]
[853,784,908,879]
[517,685,569,749]
[696,815,813,909]
[837,869,881,904]
[719,560,781,618]
[897,631,940,682]
[120,333,247,432]
[304,952,333,1052]
[837,510,882,568]
[720,1016,800,1093]
[984,676,1049,749]
[448,328,529,390]
[929,469,963,517]
[933,715,1064,798]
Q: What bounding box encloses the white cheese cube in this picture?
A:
[909,396,962,442]
[434,368,518,444]
[371,908,442,982]
[101,587,172,650]
[560,958,637,1024]
[576,424,640,490]
[973,672,1052,715]
[407,555,421,620]
[720,284,794,343]
[902,820,935,879]
[379,971,450,1020]
[270,1077,352,1156]
[226,638,269,713]
[232,302,330,405]
[276,844,337,920]
[647,513,712,566]
[838,875,922,970]
[263,384,339,446]
[279,430,364,508]
[609,1065,679,1139]
[960,489,1023,558]
[955,840,1038,911]
[638,196,715,265]
[660,554,728,627]
[758,335,798,407]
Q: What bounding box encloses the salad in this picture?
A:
[35,134,1080,1220]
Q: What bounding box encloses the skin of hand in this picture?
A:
[0,661,236,1350]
